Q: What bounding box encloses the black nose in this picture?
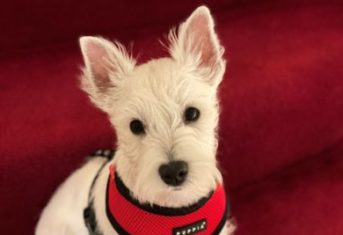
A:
[159,161,188,186]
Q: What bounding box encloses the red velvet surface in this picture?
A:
[1,1,343,234]
[0,0,232,56]
[232,141,343,235]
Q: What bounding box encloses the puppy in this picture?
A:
[36,6,235,235]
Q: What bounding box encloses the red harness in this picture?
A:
[106,164,229,235]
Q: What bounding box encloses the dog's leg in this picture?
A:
[219,220,236,235]
[35,156,109,235]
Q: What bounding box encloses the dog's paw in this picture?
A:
[90,149,115,160]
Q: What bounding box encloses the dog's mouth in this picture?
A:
[171,186,183,191]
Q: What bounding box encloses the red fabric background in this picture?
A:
[1,0,343,234]
[0,0,231,55]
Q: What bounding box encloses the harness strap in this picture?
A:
[84,149,115,235]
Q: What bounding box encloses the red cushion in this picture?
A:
[217,1,343,188]
[0,0,232,55]
[232,142,343,235]
[1,1,343,234]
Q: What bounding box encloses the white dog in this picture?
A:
[36,6,235,235]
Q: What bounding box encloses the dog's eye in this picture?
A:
[130,119,145,135]
[184,107,200,122]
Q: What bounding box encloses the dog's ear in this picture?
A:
[169,6,225,87]
[79,36,135,112]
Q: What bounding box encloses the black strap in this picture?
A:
[84,149,115,235]
[84,202,100,235]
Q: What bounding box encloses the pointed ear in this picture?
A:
[169,6,225,87]
[79,36,135,112]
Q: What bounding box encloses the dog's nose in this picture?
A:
[159,161,188,186]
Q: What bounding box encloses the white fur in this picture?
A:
[36,6,235,235]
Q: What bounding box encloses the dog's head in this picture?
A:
[80,6,226,207]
